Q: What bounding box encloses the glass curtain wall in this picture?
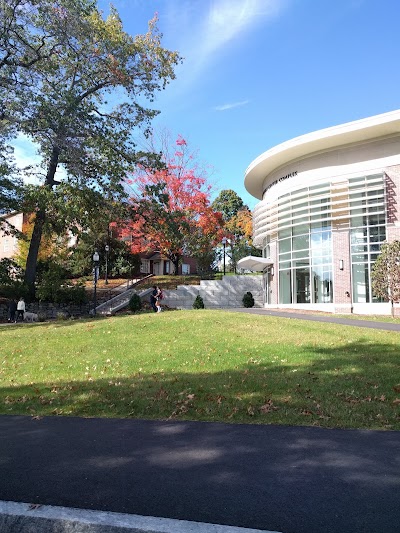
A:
[278,186,333,304]
[350,174,386,303]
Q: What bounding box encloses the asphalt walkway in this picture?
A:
[0,416,399,533]
[226,308,400,331]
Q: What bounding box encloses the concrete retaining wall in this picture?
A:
[161,275,264,310]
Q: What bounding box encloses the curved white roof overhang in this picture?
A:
[237,256,273,271]
[245,109,400,200]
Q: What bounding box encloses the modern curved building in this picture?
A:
[239,109,400,315]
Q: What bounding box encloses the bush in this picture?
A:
[129,293,142,313]
[193,295,205,309]
[0,280,31,301]
[242,291,255,308]
[36,264,87,304]
[36,281,87,304]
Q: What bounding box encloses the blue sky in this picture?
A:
[14,0,400,209]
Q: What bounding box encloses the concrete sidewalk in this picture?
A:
[1,416,399,533]
[0,500,278,533]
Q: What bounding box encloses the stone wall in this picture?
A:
[0,301,92,321]
[161,275,264,310]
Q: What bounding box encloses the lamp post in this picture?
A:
[93,250,99,316]
[221,237,227,276]
[104,244,109,285]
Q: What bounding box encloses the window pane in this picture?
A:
[279,270,292,304]
[279,238,291,253]
[352,263,369,303]
[295,268,311,303]
[293,224,308,236]
[279,228,291,239]
[293,234,309,251]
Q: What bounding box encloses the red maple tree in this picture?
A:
[120,134,224,273]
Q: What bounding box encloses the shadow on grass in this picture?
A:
[1,339,399,430]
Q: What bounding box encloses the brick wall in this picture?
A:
[332,229,352,312]
[385,165,400,241]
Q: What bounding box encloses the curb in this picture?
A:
[0,501,282,533]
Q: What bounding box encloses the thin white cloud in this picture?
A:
[203,0,283,55]
[162,0,288,94]
[214,100,250,111]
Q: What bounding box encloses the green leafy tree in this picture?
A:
[0,144,23,218]
[1,0,80,217]
[1,1,181,293]
[212,190,261,272]
[371,240,400,317]
[212,189,245,222]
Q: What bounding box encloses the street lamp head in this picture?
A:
[93,251,99,262]
[105,245,110,252]
[221,237,227,245]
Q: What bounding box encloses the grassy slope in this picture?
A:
[1,310,399,429]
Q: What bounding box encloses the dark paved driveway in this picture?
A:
[1,415,399,533]
[227,308,400,332]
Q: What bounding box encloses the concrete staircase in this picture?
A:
[93,275,154,315]
[161,275,264,310]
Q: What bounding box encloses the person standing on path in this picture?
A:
[150,286,158,313]
[8,298,17,322]
[155,286,163,313]
[16,297,25,322]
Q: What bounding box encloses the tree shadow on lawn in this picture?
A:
[1,339,399,430]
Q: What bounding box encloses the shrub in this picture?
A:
[193,295,205,309]
[0,280,30,301]
[36,282,87,304]
[56,311,71,321]
[129,293,142,313]
[36,264,87,304]
[242,291,255,308]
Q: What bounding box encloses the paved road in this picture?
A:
[1,415,399,533]
[227,308,400,331]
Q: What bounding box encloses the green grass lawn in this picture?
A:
[1,310,399,430]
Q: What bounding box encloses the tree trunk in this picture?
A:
[167,252,180,275]
[24,146,60,292]
[173,256,180,275]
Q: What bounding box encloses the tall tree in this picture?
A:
[1,1,181,292]
[211,189,245,222]
[224,208,261,272]
[212,189,260,273]
[126,134,223,274]
[371,240,400,317]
